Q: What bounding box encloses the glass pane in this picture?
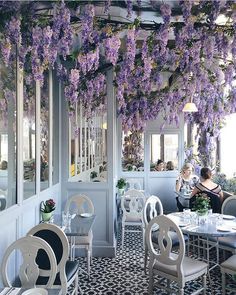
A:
[70,106,107,182]
[40,71,49,191]
[122,131,144,172]
[221,113,236,178]
[150,134,160,170]
[23,72,36,199]
[0,49,17,210]
[52,75,59,184]
[150,134,178,171]
[164,134,178,169]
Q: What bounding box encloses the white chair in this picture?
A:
[218,196,236,254]
[64,194,94,279]
[146,215,208,295]
[0,188,7,210]
[143,195,163,273]
[121,189,146,248]
[1,235,57,288]
[126,179,142,190]
[221,254,236,294]
[27,223,79,295]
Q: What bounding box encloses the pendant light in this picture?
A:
[182,95,198,112]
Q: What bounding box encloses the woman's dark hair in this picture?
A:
[157,159,164,165]
[200,167,212,180]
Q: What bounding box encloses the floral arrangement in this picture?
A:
[116,178,127,190]
[192,193,210,215]
[40,199,56,213]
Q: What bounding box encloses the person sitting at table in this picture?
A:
[155,159,165,171]
[166,160,175,171]
[191,167,223,213]
[175,163,199,211]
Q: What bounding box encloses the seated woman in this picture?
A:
[191,167,223,213]
[166,160,175,171]
[175,163,199,211]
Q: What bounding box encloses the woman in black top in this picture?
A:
[191,167,223,213]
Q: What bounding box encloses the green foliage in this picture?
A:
[192,193,210,214]
[90,171,98,179]
[116,178,127,189]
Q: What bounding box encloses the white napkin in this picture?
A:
[0,288,21,295]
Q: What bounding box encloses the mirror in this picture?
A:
[40,71,49,191]
[0,51,17,210]
[23,72,36,199]
[69,106,107,182]
[122,131,144,172]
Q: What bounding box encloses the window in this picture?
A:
[150,133,178,171]
[220,113,236,178]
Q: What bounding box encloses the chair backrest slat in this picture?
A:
[222,195,236,216]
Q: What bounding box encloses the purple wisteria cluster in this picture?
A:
[1,1,236,166]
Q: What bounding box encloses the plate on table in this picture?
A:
[178,223,190,227]
[22,288,48,295]
[216,226,232,232]
[222,215,235,220]
[80,213,93,218]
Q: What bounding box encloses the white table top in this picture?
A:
[168,212,236,237]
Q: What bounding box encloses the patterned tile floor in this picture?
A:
[72,228,236,294]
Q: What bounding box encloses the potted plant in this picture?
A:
[90,171,98,180]
[40,198,56,222]
[116,178,127,195]
[192,193,210,224]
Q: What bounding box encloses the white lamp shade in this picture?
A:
[182,102,198,112]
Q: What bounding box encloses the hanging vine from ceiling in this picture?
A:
[1,0,236,166]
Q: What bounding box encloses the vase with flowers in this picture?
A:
[116,178,127,195]
[192,193,210,225]
[40,199,56,222]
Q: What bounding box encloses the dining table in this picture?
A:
[169,211,236,270]
[53,213,96,261]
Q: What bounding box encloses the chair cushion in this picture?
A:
[74,230,93,245]
[124,215,142,222]
[36,260,79,285]
[153,253,207,277]
[152,231,188,248]
[221,255,236,271]
[218,236,236,249]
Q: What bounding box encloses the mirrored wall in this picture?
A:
[40,71,49,191]
[23,71,36,199]
[0,50,17,210]
[69,105,107,182]
[121,131,144,172]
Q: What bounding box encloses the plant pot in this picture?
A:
[41,212,52,222]
[118,188,125,195]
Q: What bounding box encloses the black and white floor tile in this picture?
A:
[71,228,236,294]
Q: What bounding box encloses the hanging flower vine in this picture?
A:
[0,1,236,166]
